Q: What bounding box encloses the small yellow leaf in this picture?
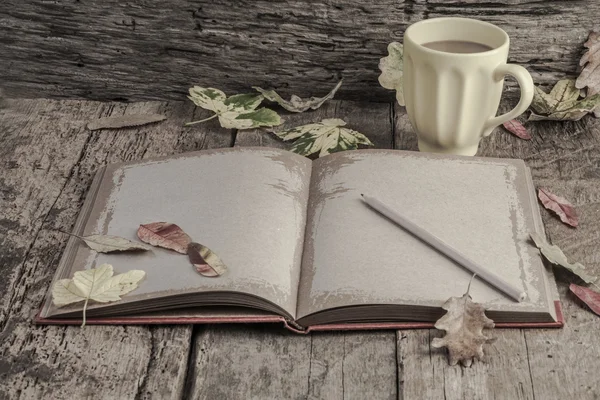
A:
[52,264,145,327]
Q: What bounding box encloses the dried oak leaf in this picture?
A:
[432,291,495,367]
[253,80,343,113]
[530,233,596,284]
[529,79,600,121]
[570,283,600,316]
[378,42,404,106]
[137,222,192,254]
[502,119,531,140]
[87,114,167,131]
[537,188,578,227]
[576,31,600,96]
[187,242,228,277]
[273,118,373,157]
[61,231,152,253]
[186,87,282,129]
[52,264,145,327]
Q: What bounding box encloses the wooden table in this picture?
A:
[1,98,599,399]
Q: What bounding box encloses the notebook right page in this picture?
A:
[296,149,553,321]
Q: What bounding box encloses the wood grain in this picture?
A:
[394,100,600,399]
[1,1,597,102]
[2,98,600,399]
[188,100,397,400]
[0,99,231,399]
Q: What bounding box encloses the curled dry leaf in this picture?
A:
[432,288,495,367]
[60,231,152,253]
[186,87,282,129]
[576,31,600,96]
[529,79,600,121]
[52,264,145,327]
[378,42,405,106]
[137,222,192,254]
[253,80,343,113]
[569,284,600,316]
[187,242,228,277]
[502,119,531,140]
[538,188,578,227]
[87,114,167,131]
[273,118,374,157]
[530,233,596,284]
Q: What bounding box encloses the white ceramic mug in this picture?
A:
[403,17,534,156]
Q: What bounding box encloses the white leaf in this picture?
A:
[378,42,404,106]
[52,279,86,306]
[81,234,153,253]
[253,80,343,113]
[530,233,596,284]
[52,264,145,326]
[273,118,374,157]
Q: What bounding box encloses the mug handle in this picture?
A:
[483,64,534,133]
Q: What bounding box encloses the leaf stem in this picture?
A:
[184,113,218,126]
[466,273,477,296]
[81,297,88,328]
[57,229,84,240]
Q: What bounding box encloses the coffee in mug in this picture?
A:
[403,18,534,156]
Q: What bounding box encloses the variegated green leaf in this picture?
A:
[236,108,282,128]
[186,86,283,129]
[253,80,343,113]
[187,87,227,111]
[224,94,264,112]
[273,118,374,158]
[378,42,405,106]
[529,79,600,121]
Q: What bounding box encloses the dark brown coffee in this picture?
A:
[422,40,493,54]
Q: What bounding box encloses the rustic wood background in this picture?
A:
[0,0,597,102]
[1,98,600,399]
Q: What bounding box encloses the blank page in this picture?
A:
[296,150,551,320]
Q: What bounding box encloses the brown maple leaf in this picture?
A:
[432,279,495,367]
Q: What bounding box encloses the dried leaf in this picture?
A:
[537,188,579,227]
[570,283,600,316]
[529,79,600,121]
[576,31,600,96]
[187,242,228,277]
[378,42,404,106]
[431,287,495,367]
[186,87,282,129]
[253,80,343,113]
[502,119,531,140]
[530,233,596,284]
[87,114,166,131]
[52,264,145,326]
[273,118,374,157]
[60,231,152,253]
[137,222,192,254]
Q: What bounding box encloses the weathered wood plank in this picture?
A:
[308,332,397,400]
[189,100,397,400]
[0,99,231,399]
[1,1,596,102]
[394,101,600,399]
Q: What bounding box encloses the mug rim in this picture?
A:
[404,17,509,57]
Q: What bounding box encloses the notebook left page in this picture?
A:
[41,147,311,320]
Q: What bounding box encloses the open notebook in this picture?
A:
[37,147,562,332]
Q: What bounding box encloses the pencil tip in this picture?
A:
[360,193,364,197]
